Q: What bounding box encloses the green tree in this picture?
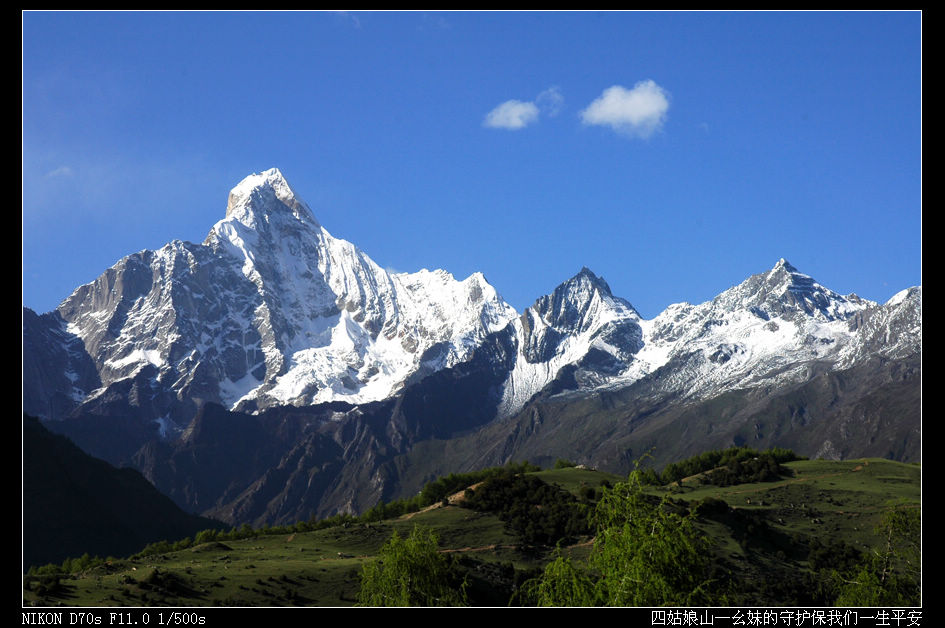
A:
[526,468,715,606]
[194,529,219,544]
[356,525,466,607]
[520,552,596,606]
[592,470,714,606]
[835,506,920,606]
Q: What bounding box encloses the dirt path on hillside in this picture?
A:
[438,536,596,555]
[402,482,486,519]
[439,544,511,554]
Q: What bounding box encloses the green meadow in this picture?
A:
[23,455,920,607]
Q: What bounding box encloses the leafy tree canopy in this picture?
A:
[524,468,716,606]
[356,525,466,607]
[834,506,920,606]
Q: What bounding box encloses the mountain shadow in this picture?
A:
[23,415,224,568]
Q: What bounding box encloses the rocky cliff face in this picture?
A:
[495,258,920,421]
[23,308,100,420]
[25,169,921,526]
[497,267,644,416]
[25,169,517,428]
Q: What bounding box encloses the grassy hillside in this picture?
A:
[23,455,920,607]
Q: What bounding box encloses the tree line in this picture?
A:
[26,460,544,575]
[655,445,803,485]
[356,450,920,607]
[27,448,919,607]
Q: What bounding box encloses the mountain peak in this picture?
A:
[564,267,613,296]
[224,168,317,227]
[715,258,871,322]
[526,267,639,334]
[764,258,814,290]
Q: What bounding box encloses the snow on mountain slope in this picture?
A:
[615,258,878,398]
[495,258,918,418]
[51,169,517,420]
[28,169,920,437]
[497,268,643,416]
[838,286,922,367]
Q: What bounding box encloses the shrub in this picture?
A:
[356,526,466,606]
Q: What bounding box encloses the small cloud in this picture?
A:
[536,86,564,117]
[45,166,74,178]
[418,13,450,31]
[483,86,564,131]
[332,11,361,29]
[580,80,670,138]
[483,100,540,130]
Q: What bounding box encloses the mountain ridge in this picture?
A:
[23,168,921,525]
[27,169,520,426]
[23,415,224,567]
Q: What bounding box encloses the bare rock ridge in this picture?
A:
[23,169,920,524]
[26,168,518,428]
[24,168,921,434]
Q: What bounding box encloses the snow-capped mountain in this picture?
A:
[23,168,920,524]
[27,168,516,425]
[24,168,920,444]
[604,259,884,400]
[492,259,919,420]
[497,268,644,416]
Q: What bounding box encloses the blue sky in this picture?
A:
[23,11,921,319]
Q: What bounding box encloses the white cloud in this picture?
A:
[483,86,565,130]
[418,13,450,31]
[332,11,361,29]
[536,86,564,117]
[483,100,540,130]
[45,166,74,178]
[580,80,670,138]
